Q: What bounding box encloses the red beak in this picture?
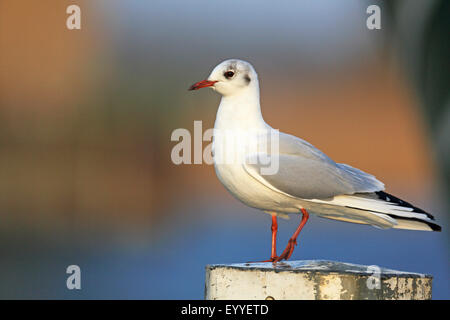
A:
[188,79,217,91]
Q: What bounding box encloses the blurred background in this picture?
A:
[0,0,448,299]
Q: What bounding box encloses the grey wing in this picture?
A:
[245,132,385,200]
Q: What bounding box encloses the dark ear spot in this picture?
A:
[244,74,251,84]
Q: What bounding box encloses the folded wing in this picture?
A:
[244,132,384,200]
[243,132,440,231]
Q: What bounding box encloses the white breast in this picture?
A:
[212,96,302,213]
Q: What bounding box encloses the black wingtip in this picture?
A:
[375,191,435,220]
[432,223,442,232]
[392,217,442,232]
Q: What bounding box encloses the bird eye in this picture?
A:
[224,71,235,79]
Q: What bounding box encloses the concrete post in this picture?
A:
[205,260,432,300]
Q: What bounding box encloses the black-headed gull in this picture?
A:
[189,59,441,263]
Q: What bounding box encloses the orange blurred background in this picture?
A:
[0,0,447,299]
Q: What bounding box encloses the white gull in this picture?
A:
[189,59,441,262]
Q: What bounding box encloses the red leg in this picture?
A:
[248,214,279,263]
[274,208,309,263]
[258,214,279,262]
[270,214,278,260]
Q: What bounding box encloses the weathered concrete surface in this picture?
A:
[205,260,432,300]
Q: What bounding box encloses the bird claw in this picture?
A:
[247,257,279,263]
[273,239,297,263]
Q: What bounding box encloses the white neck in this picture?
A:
[214,85,267,131]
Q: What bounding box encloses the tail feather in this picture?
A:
[392,217,441,232]
[375,191,435,220]
[309,191,442,232]
[374,191,441,231]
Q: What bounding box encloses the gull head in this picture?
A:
[189,59,258,97]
